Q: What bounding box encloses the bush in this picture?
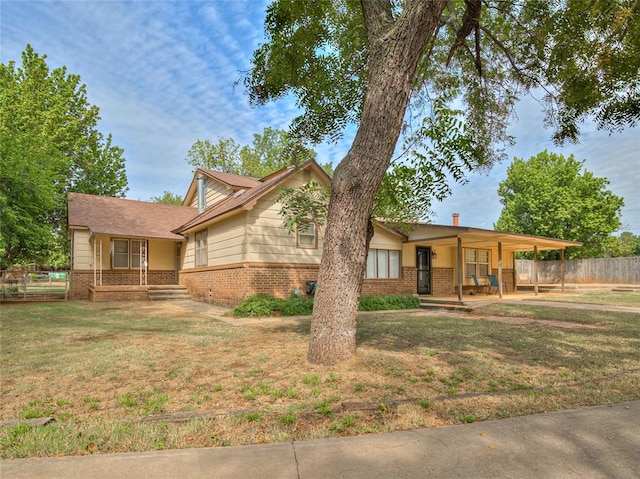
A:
[231,294,419,317]
[230,295,286,317]
[359,295,419,311]
[281,295,314,316]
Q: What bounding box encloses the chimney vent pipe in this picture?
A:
[453,213,460,227]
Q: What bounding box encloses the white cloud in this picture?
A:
[3,1,639,232]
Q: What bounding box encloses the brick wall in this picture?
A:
[432,268,454,295]
[70,270,176,299]
[181,263,421,307]
[180,263,321,307]
[362,267,416,296]
[89,286,148,302]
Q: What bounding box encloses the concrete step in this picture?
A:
[147,285,191,301]
[419,298,473,313]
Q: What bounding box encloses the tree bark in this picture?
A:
[307,0,447,365]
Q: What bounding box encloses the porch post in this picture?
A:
[533,246,539,296]
[93,237,97,287]
[513,251,518,293]
[457,237,463,302]
[99,238,103,286]
[498,241,503,299]
[560,248,565,294]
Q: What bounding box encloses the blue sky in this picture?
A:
[3,1,639,234]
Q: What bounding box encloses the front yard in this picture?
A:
[1,295,639,458]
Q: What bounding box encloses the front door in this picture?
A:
[417,247,431,295]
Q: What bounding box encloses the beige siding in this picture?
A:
[183,233,195,269]
[148,239,175,270]
[246,170,323,264]
[369,226,403,250]
[208,214,247,266]
[189,179,232,209]
[72,229,92,269]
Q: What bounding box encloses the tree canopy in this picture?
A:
[0,45,128,269]
[150,191,183,205]
[244,0,640,364]
[185,127,331,178]
[495,151,624,259]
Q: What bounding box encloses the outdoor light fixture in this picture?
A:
[431,250,437,260]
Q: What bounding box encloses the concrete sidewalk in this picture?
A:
[3,401,638,479]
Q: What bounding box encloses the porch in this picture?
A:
[88,284,190,302]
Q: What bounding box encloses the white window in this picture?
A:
[112,239,145,269]
[113,239,129,269]
[465,248,490,277]
[297,221,317,248]
[195,230,208,266]
[366,249,401,279]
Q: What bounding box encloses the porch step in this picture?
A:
[147,285,191,301]
[419,298,473,313]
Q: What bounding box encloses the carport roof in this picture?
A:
[405,224,582,251]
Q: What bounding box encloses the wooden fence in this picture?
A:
[515,257,640,285]
[0,270,69,301]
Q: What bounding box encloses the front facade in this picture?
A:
[68,160,580,304]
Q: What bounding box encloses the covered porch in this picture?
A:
[405,223,581,301]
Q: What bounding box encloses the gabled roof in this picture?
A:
[201,169,262,189]
[67,193,197,240]
[182,169,263,207]
[176,160,331,234]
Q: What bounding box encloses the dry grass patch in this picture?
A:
[1,300,638,458]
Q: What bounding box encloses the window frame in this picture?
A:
[465,248,490,278]
[112,238,145,269]
[296,221,317,249]
[366,248,401,279]
[195,229,208,267]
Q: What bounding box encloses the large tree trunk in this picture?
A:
[308,0,447,365]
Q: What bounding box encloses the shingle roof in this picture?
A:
[201,169,262,189]
[67,193,197,240]
[176,165,296,233]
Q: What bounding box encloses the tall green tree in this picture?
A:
[244,0,640,364]
[185,127,327,178]
[150,191,183,205]
[0,45,128,269]
[495,151,624,259]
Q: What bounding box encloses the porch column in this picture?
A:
[513,251,518,293]
[560,249,565,294]
[533,246,539,296]
[93,237,97,287]
[457,237,463,302]
[498,241,503,299]
[99,238,103,286]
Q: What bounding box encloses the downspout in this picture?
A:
[93,237,96,287]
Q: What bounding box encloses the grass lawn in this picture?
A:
[1,299,639,458]
[532,290,640,308]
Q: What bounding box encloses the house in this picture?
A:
[67,160,581,303]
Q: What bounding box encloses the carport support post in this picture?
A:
[533,246,539,296]
[560,248,565,294]
[498,241,503,299]
[457,237,463,302]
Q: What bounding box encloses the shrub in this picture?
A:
[281,295,314,316]
[230,295,286,317]
[359,295,419,311]
[231,294,418,317]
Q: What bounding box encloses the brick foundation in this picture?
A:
[432,268,454,295]
[180,263,322,307]
[181,263,421,307]
[70,270,176,300]
[361,267,416,296]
